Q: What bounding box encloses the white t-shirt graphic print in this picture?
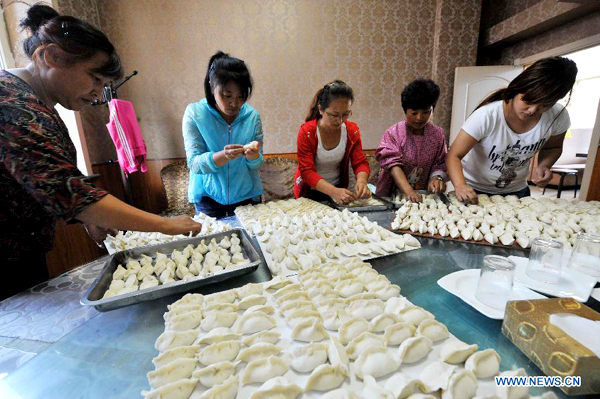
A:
[461,101,570,194]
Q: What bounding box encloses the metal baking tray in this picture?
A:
[81,228,261,312]
[329,193,394,212]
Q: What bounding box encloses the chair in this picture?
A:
[258,157,297,201]
[543,167,580,198]
[160,160,195,217]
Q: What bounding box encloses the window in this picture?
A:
[0,6,15,69]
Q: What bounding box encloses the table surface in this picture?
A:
[0,211,597,399]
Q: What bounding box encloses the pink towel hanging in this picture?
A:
[106,99,148,175]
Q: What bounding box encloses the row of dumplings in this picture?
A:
[144,261,540,399]
[336,196,386,208]
[102,234,249,299]
[105,212,232,252]
[392,192,600,249]
[235,198,420,275]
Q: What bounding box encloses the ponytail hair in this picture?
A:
[305,80,354,122]
[476,56,577,111]
[20,3,122,79]
[204,50,253,110]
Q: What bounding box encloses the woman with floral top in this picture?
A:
[375,79,448,203]
[0,5,200,299]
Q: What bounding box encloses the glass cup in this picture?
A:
[475,255,516,310]
[526,238,564,283]
[566,232,600,278]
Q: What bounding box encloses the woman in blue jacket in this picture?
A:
[183,51,264,218]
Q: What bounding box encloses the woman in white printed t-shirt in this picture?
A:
[447,56,578,204]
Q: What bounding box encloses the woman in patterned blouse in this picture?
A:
[0,5,201,299]
[375,79,448,203]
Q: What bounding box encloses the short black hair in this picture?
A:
[204,51,253,109]
[401,79,440,113]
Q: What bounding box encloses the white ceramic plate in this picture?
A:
[509,256,596,302]
[437,269,546,319]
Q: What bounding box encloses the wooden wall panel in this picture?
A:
[587,149,600,201]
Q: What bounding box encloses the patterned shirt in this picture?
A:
[0,71,107,261]
[375,120,448,197]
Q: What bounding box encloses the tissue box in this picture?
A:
[501,298,600,395]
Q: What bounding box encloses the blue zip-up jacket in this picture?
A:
[182,98,264,205]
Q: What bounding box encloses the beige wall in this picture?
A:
[59,0,481,162]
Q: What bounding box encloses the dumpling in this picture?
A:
[304,364,348,391]
[441,370,478,399]
[327,336,350,373]
[192,360,237,388]
[291,319,329,342]
[384,373,427,399]
[362,374,394,399]
[165,311,202,332]
[141,378,198,399]
[354,346,401,379]
[285,309,323,328]
[397,336,433,363]
[419,360,457,392]
[244,304,275,315]
[415,319,449,342]
[385,296,408,314]
[399,305,435,326]
[237,294,267,310]
[204,290,236,306]
[347,331,386,360]
[196,327,240,345]
[373,284,401,301]
[273,283,302,300]
[147,357,197,389]
[200,311,238,332]
[243,330,281,346]
[204,302,238,313]
[465,349,501,378]
[317,298,347,313]
[386,321,417,347]
[155,330,200,352]
[338,317,369,345]
[496,368,529,399]
[264,276,292,290]
[323,309,352,331]
[290,342,329,373]
[322,388,361,399]
[276,291,310,307]
[369,313,401,333]
[440,340,478,364]
[236,282,264,299]
[237,342,282,363]
[249,377,303,399]
[198,374,238,399]
[335,279,364,298]
[347,299,385,320]
[197,340,241,366]
[235,312,276,334]
[279,300,317,318]
[152,345,200,369]
[242,355,289,385]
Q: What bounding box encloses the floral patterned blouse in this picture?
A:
[0,71,107,261]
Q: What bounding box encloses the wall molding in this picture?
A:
[514,32,600,65]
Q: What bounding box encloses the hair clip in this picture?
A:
[61,21,69,36]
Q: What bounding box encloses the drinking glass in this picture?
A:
[566,232,600,278]
[526,238,564,283]
[475,255,516,310]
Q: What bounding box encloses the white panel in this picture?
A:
[450,66,523,145]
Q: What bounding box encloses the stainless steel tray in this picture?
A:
[329,193,394,212]
[81,228,261,312]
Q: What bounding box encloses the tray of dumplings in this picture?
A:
[329,193,394,212]
[143,260,535,399]
[81,228,262,312]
